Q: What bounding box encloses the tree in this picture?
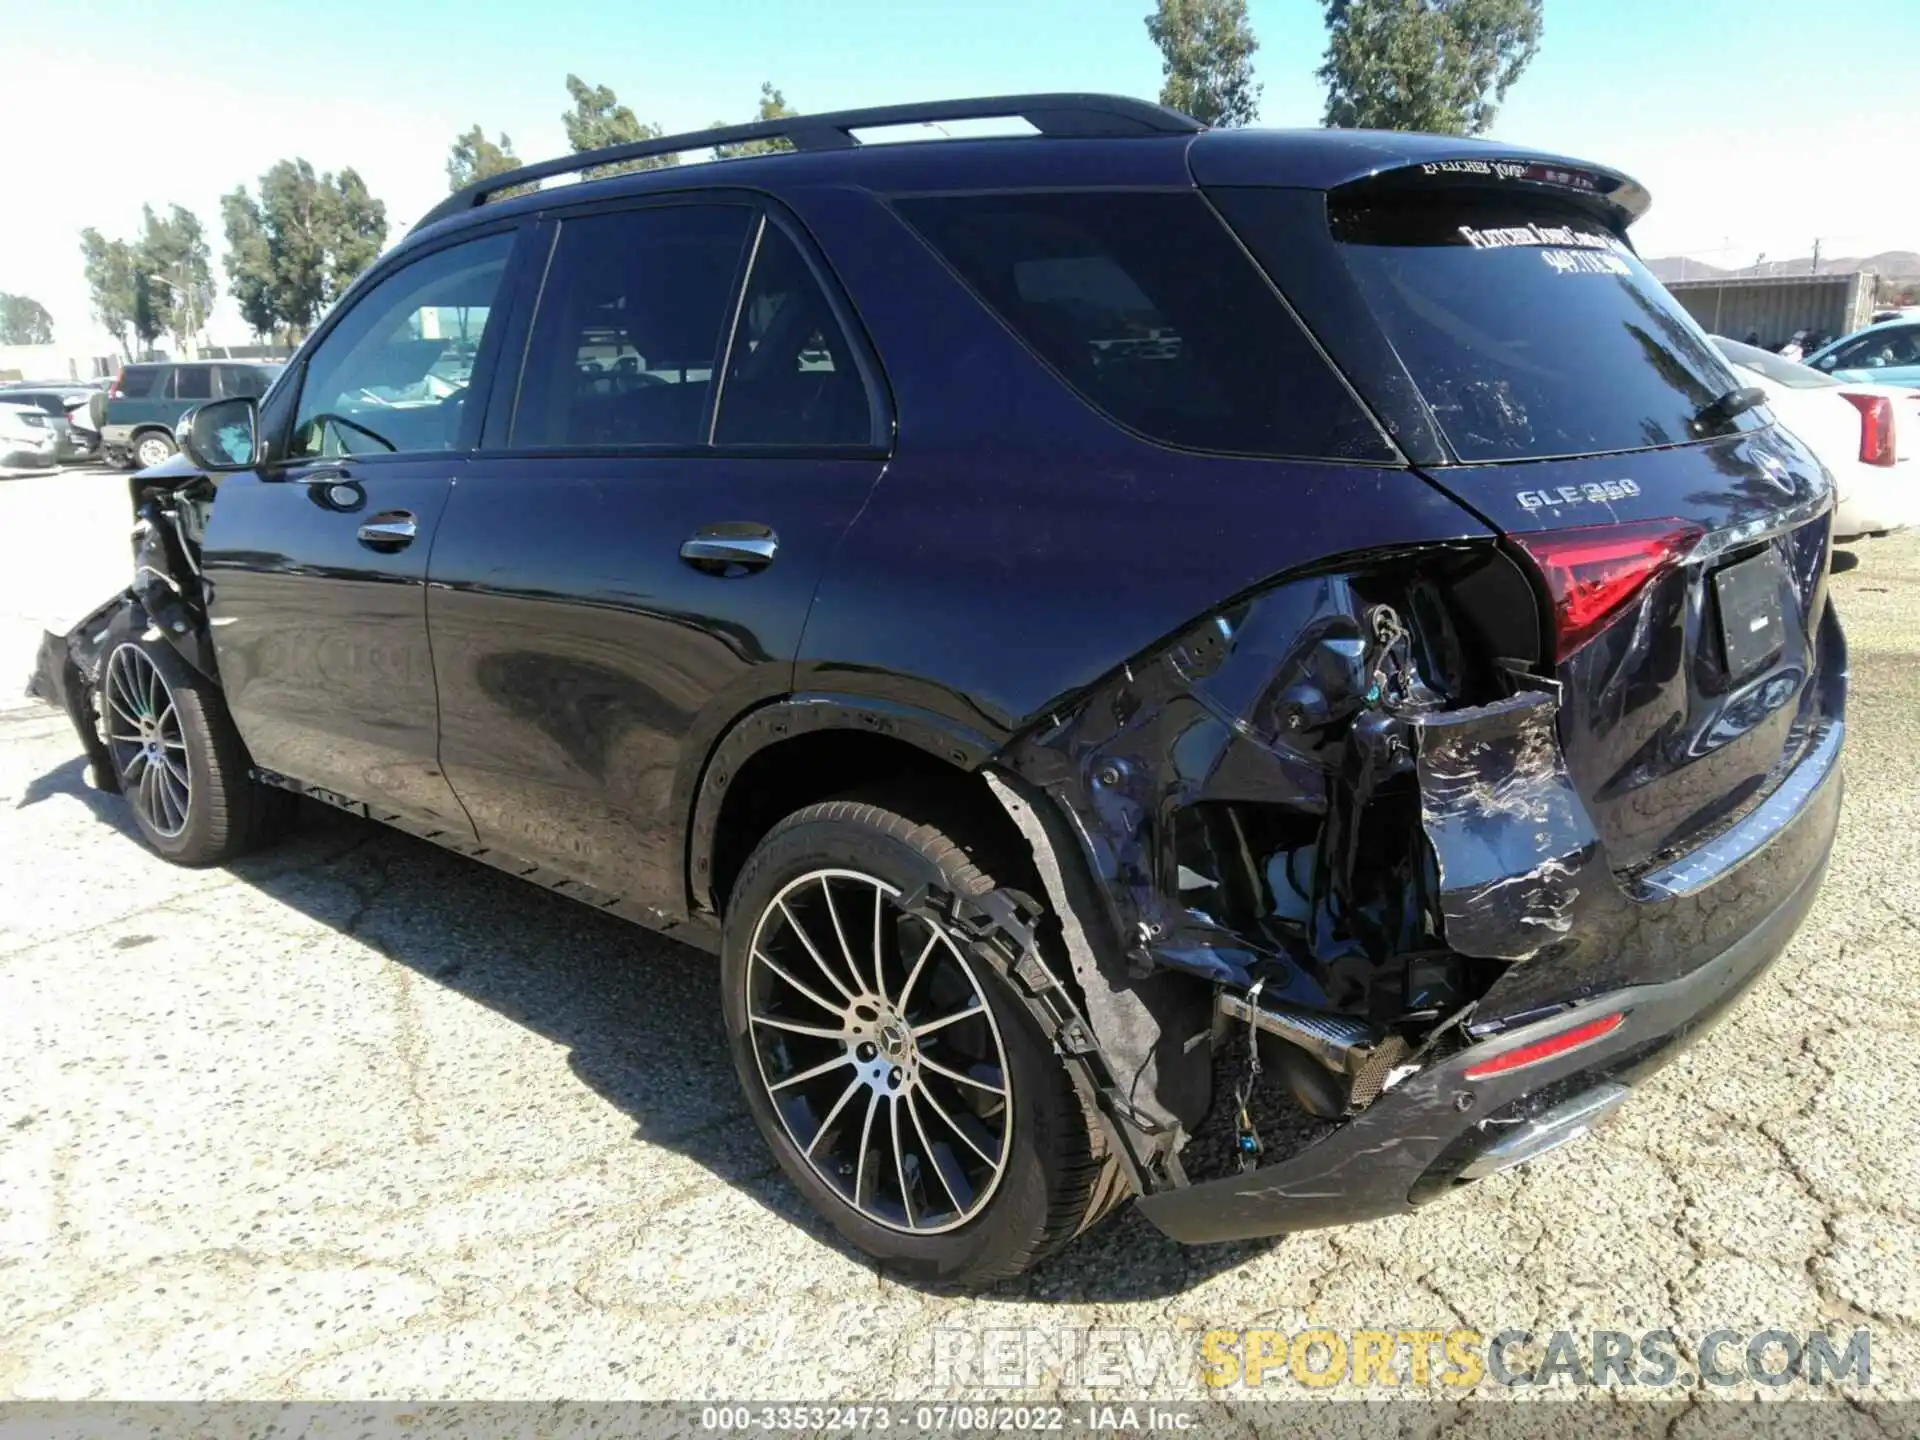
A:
[0,293,55,346]
[1144,0,1262,128]
[447,125,522,192]
[1318,0,1543,135]
[221,159,390,342]
[138,203,216,356]
[563,74,678,177]
[80,229,141,358]
[711,82,797,160]
[219,192,277,341]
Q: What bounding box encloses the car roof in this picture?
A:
[403,96,1646,255]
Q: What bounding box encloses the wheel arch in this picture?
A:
[686,693,1009,918]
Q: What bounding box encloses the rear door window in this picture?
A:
[170,365,215,401]
[512,204,754,449]
[218,365,273,399]
[1324,191,1750,461]
[895,191,1390,461]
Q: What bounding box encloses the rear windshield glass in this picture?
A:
[115,366,161,398]
[1712,336,1839,389]
[1328,192,1752,462]
[896,191,1391,462]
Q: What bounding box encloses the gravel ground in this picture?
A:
[2,468,1917,1416]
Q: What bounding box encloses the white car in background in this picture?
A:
[1713,336,1916,541]
[0,401,60,470]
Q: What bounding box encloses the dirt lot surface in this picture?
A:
[2,467,1916,1418]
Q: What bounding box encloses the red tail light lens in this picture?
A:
[1841,392,1895,466]
[108,370,124,398]
[1464,1012,1625,1080]
[1512,519,1704,661]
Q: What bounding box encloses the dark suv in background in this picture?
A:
[32,95,1844,1284]
[99,360,281,469]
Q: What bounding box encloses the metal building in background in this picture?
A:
[1663,271,1877,349]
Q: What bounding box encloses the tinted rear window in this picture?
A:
[1325,192,1752,462]
[1713,336,1838,389]
[896,191,1390,461]
[115,367,161,398]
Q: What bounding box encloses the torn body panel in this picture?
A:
[1408,692,1602,963]
[25,463,219,789]
[995,519,1847,1205]
[1002,549,1533,1029]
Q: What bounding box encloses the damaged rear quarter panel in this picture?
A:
[1409,692,1603,962]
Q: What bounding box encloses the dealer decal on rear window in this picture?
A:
[1457,222,1633,276]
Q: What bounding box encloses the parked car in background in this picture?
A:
[0,386,101,462]
[0,400,60,468]
[1805,318,1920,389]
[30,97,1848,1284]
[1714,336,1916,540]
[99,361,282,469]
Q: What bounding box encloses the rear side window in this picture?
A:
[115,366,160,398]
[513,204,753,448]
[170,365,215,401]
[219,365,272,398]
[895,191,1390,461]
[1324,191,1750,462]
[714,223,874,447]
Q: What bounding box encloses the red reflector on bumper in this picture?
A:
[1464,1012,1625,1080]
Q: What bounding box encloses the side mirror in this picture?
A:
[179,397,260,471]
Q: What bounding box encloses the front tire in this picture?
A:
[98,630,285,865]
[723,796,1116,1284]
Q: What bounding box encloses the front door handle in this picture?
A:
[357,511,418,550]
[680,523,778,574]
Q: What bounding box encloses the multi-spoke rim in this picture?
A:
[746,868,1013,1235]
[102,644,191,839]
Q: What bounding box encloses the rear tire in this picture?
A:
[133,430,176,469]
[722,795,1118,1285]
[97,626,287,865]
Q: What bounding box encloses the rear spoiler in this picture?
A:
[1328,158,1652,233]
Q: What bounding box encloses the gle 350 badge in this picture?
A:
[1516,478,1642,511]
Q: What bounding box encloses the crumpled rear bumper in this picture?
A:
[1136,755,1840,1243]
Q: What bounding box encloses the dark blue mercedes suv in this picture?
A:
[31,95,1845,1284]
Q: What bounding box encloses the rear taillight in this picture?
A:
[1841,392,1895,466]
[1513,519,1704,662]
[108,370,123,398]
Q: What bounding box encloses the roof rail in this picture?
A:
[414,92,1202,232]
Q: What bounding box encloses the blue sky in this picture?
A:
[5,0,1915,351]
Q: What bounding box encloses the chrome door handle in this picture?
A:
[357,512,418,549]
[680,525,778,573]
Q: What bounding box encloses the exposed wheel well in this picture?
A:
[705,731,1034,916]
